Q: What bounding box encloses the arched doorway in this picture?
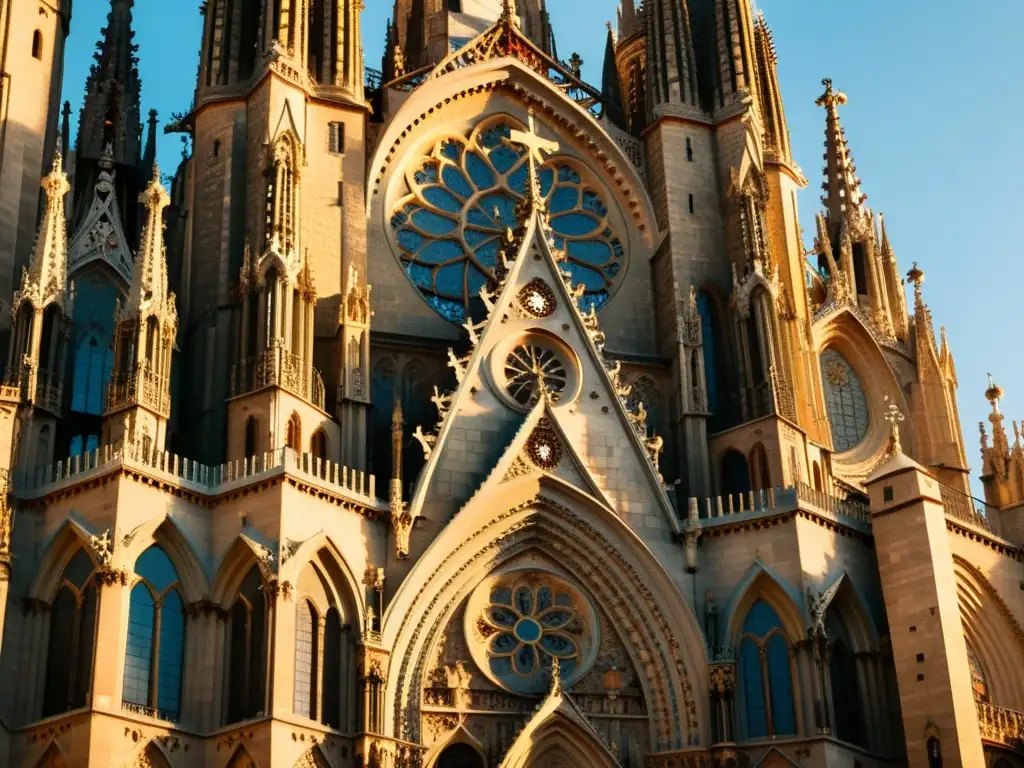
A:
[721,449,750,497]
[435,742,485,768]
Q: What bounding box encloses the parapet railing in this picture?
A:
[692,482,871,529]
[106,363,171,417]
[12,444,383,510]
[231,346,326,410]
[939,483,1001,538]
[977,700,1024,748]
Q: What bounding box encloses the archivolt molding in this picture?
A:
[953,555,1024,709]
[367,57,658,250]
[29,516,99,601]
[118,516,210,604]
[278,532,367,630]
[382,484,707,750]
[722,561,805,649]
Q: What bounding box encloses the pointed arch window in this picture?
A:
[43,549,98,717]
[244,416,259,458]
[267,137,298,254]
[739,600,796,739]
[749,443,771,491]
[826,609,864,746]
[71,332,113,415]
[966,642,989,703]
[721,449,750,498]
[294,599,319,719]
[321,607,343,728]
[31,30,42,59]
[310,430,327,461]
[227,566,267,723]
[285,412,302,452]
[122,546,186,721]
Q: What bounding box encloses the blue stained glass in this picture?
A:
[441,166,474,199]
[490,656,512,676]
[467,207,496,229]
[479,124,511,148]
[697,292,720,414]
[123,584,155,708]
[418,240,464,265]
[422,186,462,213]
[157,590,185,719]
[464,229,494,248]
[551,213,601,237]
[466,152,495,189]
[539,610,572,628]
[539,633,576,656]
[558,165,581,183]
[490,586,513,605]
[768,633,796,735]
[567,264,607,291]
[514,587,532,615]
[397,229,427,252]
[514,617,542,643]
[507,163,528,195]
[604,262,621,278]
[514,645,536,674]
[487,147,520,174]
[135,546,178,593]
[555,593,572,607]
[411,209,458,236]
[414,164,439,184]
[538,168,554,196]
[743,600,783,637]
[582,191,608,217]
[491,632,518,653]
[427,295,466,323]
[579,293,609,313]
[741,638,768,738]
[467,267,488,295]
[479,193,517,225]
[435,263,464,297]
[488,607,517,627]
[567,239,612,266]
[536,587,553,612]
[64,549,95,588]
[474,241,501,269]
[441,140,462,163]
[549,186,578,214]
[407,264,433,290]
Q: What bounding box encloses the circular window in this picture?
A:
[389,117,625,324]
[821,348,870,451]
[504,342,568,406]
[465,570,598,696]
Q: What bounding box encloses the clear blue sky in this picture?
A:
[61,1,1023,493]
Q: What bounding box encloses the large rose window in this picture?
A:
[821,348,869,451]
[466,570,598,696]
[390,117,625,323]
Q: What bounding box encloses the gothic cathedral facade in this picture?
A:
[0,0,1021,766]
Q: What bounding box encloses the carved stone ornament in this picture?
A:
[708,663,736,695]
[517,278,557,318]
[524,418,562,470]
[89,528,114,567]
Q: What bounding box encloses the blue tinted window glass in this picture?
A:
[64,549,94,588]
[294,600,315,719]
[697,292,719,413]
[741,637,767,738]
[157,590,185,719]
[135,546,178,593]
[743,600,782,637]
[123,584,155,707]
[767,633,796,735]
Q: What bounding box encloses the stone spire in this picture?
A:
[752,12,791,162]
[13,149,70,315]
[127,165,173,318]
[645,0,700,113]
[601,23,628,131]
[140,110,158,186]
[816,79,868,225]
[878,214,909,342]
[617,0,642,41]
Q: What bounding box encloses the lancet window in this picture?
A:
[739,600,796,739]
[227,566,268,723]
[826,609,864,747]
[391,117,625,323]
[122,546,186,721]
[43,549,98,717]
[266,136,299,255]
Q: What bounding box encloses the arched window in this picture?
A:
[321,607,343,728]
[122,546,186,721]
[227,566,267,723]
[966,642,988,703]
[436,743,485,768]
[43,549,98,717]
[739,600,796,739]
[244,416,259,458]
[310,430,327,461]
[285,413,301,452]
[294,599,319,719]
[827,610,864,747]
[812,461,822,492]
[749,443,771,491]
[70,433,100,458]
[31,30,42,59]
[145,316,160,368]
[36,424,51,469]
[721,449,750,498]
[71,332,113,415]
[820,349,869,452]
[927,736,942,768]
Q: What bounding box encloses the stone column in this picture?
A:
[268,579,296,717]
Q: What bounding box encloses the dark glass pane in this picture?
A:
[135,546,178,594]
[743,600,783,637]
[227,600,249,723]
[43,588,75,716]
[767,633,796,735]
[721,450,751,497]
[294,600,315,719]
[64,549,95,588]
[322,609,342,729]
[123,583,155,707]
[73,584,98,708]
[157,590,186,720]
[437,743,484,768]
[740,638,767,739]
[248,579,266,718]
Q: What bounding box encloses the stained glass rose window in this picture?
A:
[465,570,598,696]
[821,348,869,451]
[390,117,625,323]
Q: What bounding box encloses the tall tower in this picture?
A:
[1,149,73,477]
[0,0,71,326]
[178,0,368,464]
[102,166,177,457]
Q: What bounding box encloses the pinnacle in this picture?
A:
[817,78,868,224]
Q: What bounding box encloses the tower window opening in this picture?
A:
[852,242,868,295]
[31,30,43,60]
[213,139,221,157]
[688,194,695,214]
[328,122,344,154]
[686,137,693,162]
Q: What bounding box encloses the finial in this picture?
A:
[985,373,1004,409]
[501,0,520,25]
[906,261,924,285]
[816,78,847,109]
[99,141,115,171]
[507,110,560,219]
[883,395,905,456]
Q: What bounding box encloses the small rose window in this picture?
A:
[466,570,598,695]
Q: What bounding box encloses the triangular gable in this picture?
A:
[271,99,302,149]
[68,167,132,286]
[755,747,803,767]
[406,204,678,535]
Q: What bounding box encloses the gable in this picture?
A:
[68,171,132,286]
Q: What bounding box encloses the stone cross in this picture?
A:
[884,396,905,455]
[508,109,559,206]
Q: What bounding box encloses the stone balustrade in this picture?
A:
[691,482,871,531]
[977,700,1024,749]
[940,482,1001,537]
